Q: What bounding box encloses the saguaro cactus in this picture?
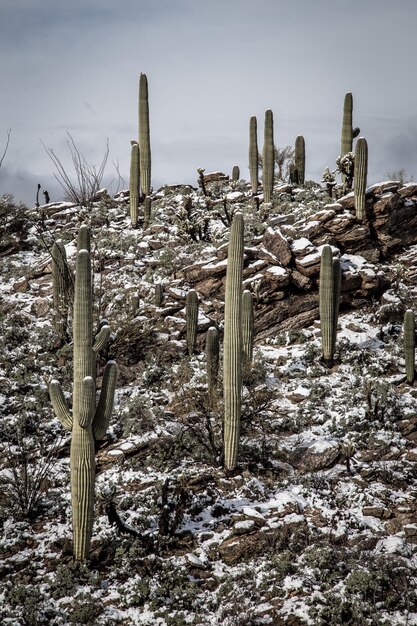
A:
[294,135,305,185]
[51,240,70,341]
[129,142,140,227]
[249,116,259,195]
[354,137,368,221]
[186,289,199,356]
[50,231,117,561]
[154,282,163,307]
[223,212,244,471]
[143,196,152,229]
[242,289,254,375]
[232,166,240,181]
[404,310,415,385]
[319,245,341,367]
[138,73,151,197]
[341,92,360,161]
[262,110,274,204]
[206,326,219,396]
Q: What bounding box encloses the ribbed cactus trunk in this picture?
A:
[50,227,117,562]
[242,289,254,376]
[262,110,274,204]
[404,310,415,385]
[154,282,163,307]
[232,166,240,181]
[206,326,219,396]
[143,196,152,229]
[51,240,69,341]
[223,212,244,471]
[186,289,199,356]
[249,116,259,195]
[341,92,360,186]
[354,137,368,221]
[294,135,305,185]
[138,73,151,197]
[319,245,340,367]
[129,142,140,228]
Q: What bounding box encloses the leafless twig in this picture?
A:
[0,128,11,167]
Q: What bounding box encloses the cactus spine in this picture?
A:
[138,73,151,197]
[294,135,305,185]
[404,310,415,385]
[232,166,240,181]
[249,116,259,195]
[50,228,117,561]
[319,245,340,367]
[51,240,70,341]
[186,289,199,356]
[242,289,254,375]
[262,110,274,204]
[206,326,219,395]
[129,142,140,227]
[354,137,368,221]
[223,212,244,471]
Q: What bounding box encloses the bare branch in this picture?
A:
[0,128,11,167]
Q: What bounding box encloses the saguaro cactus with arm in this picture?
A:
[50,229,117,561]
[223,212,244,471]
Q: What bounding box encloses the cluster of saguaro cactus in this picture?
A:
[354,137,368,221]
[404,310,415,385]
[129,141,140,228]
[232,166,240,181]
[319,245,341,367]
[294,135,305,185]
[223,212,244,471]
[139,73,151,197]
[51,240,71,342]
[249,116,259,195]
[242,289,254,376]
[186,289,199,356]
[206,326,219,396]
[50,226,117,561]
[262,110,274,204]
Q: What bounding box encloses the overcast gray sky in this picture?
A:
[1,0,417,205]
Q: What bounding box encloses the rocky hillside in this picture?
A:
[1,174,417,626]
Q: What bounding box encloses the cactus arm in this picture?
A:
[223,213,244,471]
[93,325,111,353]
[92,361,118,441]
[49,380,73,431]
[79,377,96,428]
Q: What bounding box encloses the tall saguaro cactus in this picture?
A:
[138,73,151,197]
[186,289,199,356]
[223,212,244,471]
[50,230,117,561]
[404,310,415,385]
[341,93,360,161]
[319,245,341,367]
[262,110,274,204]
[294,135,305,185]
[354,137,368,221]
[129,142,140,227]
[249,116,259,195]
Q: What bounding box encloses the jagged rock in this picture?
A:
[291,439,340,472]
[263,227,293,266]
[362,506,392,519]
[13,277,29,292]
